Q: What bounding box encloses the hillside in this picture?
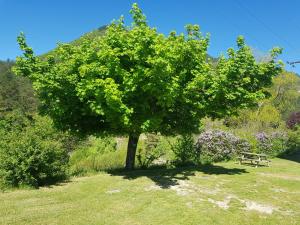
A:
[0,60,37,115]
[0,26,108,114]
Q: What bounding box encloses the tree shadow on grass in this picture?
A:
[0,177,72,192]
[278,150,300,163]
[199,164,249,174]
[41,179,72,189]
[108,164,248,189]
[37,175,73,189]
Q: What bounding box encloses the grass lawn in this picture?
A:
[1,154,300,225]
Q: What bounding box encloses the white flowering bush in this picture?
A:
[195,130,250,164]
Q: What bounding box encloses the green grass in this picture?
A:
[1,155,300,225]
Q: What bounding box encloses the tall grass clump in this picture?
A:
[69,136,125,175]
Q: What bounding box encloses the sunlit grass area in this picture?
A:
[1,154,299,225]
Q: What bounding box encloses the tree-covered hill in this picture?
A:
[0,60,37,115]
[0,26,108,115]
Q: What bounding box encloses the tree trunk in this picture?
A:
[125,133,140,170]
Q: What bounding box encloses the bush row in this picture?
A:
[173,128,300,165]
[1,113,299,189]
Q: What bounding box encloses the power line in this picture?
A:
[287,60,300,67]
[235,0,299,54]
[214,4,269,51]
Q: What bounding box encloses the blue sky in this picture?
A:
[1,0,299,74]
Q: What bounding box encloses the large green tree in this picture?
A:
[14,3,282,169]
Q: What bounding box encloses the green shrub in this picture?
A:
[171,134,196,166]
[0,115,69,188]
[69,136,124,175]
[286,126,300,155]
[270,132,289,156]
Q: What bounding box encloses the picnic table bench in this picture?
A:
[237,152,271,167]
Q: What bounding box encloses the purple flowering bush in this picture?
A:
[255,132,272,153]
[255,131,288,156]
[286,112,300,129]
[195,130,250,164]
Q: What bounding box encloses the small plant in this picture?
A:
[195,130,250,164]
[171,134,195,166]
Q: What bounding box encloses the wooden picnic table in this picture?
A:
[238,151,271,167]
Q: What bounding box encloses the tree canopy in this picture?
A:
[269,71,300,119]
[14,3,283,169]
